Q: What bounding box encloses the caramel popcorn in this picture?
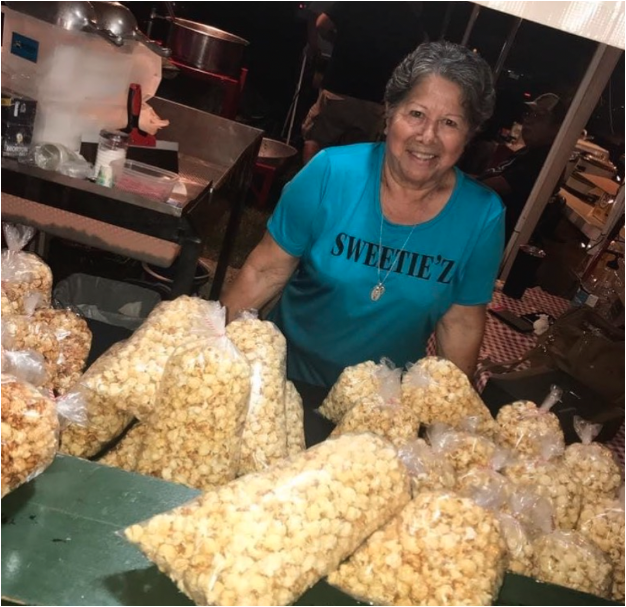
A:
[397,438,457,496]
[98,423,147,472]
[226,316,288,474]
[1,374,58,497]
[532,531,612,599]
[1,250,52,315]
[329,491,507,606]
[125,434,410,606]
[402,357,496,437]
[285,381,305,456]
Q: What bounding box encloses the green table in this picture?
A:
[1,456,618,606]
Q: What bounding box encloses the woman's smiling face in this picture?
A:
[384,75,471,190]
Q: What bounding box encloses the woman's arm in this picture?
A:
[220,231,299,322]
[435,303,487,379]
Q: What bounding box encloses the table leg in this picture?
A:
[170,234,202,298]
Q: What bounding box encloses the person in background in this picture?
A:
[301,2,428,164]
[221,41,504,392]
[478,93,567,243]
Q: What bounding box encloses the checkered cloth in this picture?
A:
[426,286,624,469]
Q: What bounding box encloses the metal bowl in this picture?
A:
[257,138,297,168]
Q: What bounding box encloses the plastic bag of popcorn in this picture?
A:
[495,386,565,458]
[319,358,400,423]
[503,487,555,537]
[1,287,15,316]
[1,223,52,315]
[577,489,624,602]
[2,314,61,393]
[427,420,507,476]
[532,530,613,599]
[136,321,251,490]
[456,468,512,511]
[402,357,496,436]
[331,369,418,448]
[1,347,47,388]
[98,423,148,472]
[285,381,305,456]
[503,446,582,530]
[397,438,456,496]
[1,374,59,497]
[226,311,288,474]
[72,296,221,423]
[563,416,622,505]
[125,433,411,606]
[33,308,92,395]
[329,490,507,606]
[497,512,534,576]
[60,341,134,458]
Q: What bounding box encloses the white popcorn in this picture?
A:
[402,357,496,437]
[136,334,251,490]
[226,316,288,474]
[427,423,503,476]
[497,512,534,576]
[331,395,420,448]
[328,490,507,606]
[1,374,58,497]
[496,400,565,459]
[503,459,582,530]
[319,359,399,423]
[60,341,134,458]
[577,496,624,602]
[285,381,305,456]
[532,531,613,599]
[98,423,147,472]
[397,438,457,496]
[125,434,411,606]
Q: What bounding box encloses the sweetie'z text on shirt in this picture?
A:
[330,232,455,284]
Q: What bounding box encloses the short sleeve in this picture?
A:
[454,199,505,306]
[267,150,331,257]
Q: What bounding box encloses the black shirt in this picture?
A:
[322,2,426,103]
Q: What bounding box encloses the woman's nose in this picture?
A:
[418,119,437,143]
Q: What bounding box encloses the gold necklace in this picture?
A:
[371,206,418,302]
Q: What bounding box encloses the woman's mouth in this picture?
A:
[408,150,437,161]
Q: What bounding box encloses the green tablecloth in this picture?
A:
[1,456,618,606]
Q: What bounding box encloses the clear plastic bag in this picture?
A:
[98,423,148,472]
[32,307,92,395]
[319,359,398,423]
[577,490,625,602]
[497,512,534,576]
[136,325,251,490]
[125,433,411,606]
[532,530,613,599]
[402,356,496,436]
[1,347,47,387]
[328,490,507,606]
[59,341,134,458]
[456,468,512,512]
[1,223,53,314]
[1,373,58,497]
[226,311,288,474]
[562,416,622,504]
[503,448,582,531]
[285,380,305,456]
[83,296,222,422]
[427,421,507,476]
[330,367,417,448]
[495,385,565,458]
[397,438,457,496]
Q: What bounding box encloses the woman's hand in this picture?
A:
[220,231,299,322]
[435,304,487,380]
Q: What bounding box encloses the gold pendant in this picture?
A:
[371,283,385,301]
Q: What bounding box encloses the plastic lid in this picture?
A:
[99,129,130,144]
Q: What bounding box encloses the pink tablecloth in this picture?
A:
[427,286,624,468]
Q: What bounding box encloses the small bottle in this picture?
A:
[93,129,129,185]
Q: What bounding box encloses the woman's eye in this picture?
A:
[408,110,423,119]
[443,119,458,128]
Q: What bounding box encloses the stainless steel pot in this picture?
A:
[258,138,297,168]
[92,2,171,57]
[167,18,249,78]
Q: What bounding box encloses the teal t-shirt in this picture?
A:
[268,143,504,387]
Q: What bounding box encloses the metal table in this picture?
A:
[1,98,263,299]
[0,456,619,607]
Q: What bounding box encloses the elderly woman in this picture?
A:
[222,41,504,389]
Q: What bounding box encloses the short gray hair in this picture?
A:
[384,41,496,135]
